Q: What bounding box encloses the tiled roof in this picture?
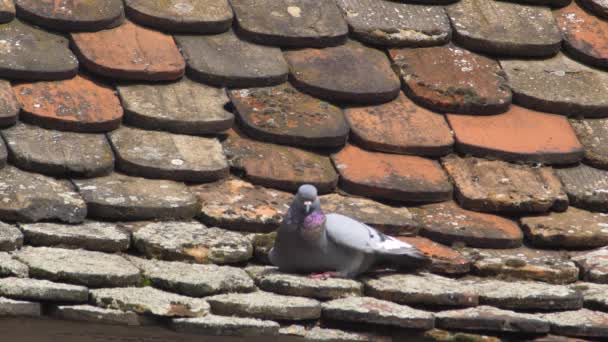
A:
[0,0,607,340]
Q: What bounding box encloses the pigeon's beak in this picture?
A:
[304,201,312,213]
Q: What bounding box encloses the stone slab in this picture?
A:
[0,277,88,303]
[572,247,608,283]
[0,0,13,23]
[0,252,27,278]
[125,0,232,33]
[0,165,87,223]
[13,75,123,132]
[442,155,567,214]
[171,315,279,337]
[345,92,453,156]
[175,30,288,88]
[570,117,608,170]
[436,306,549,333]
[71,21,185,81]
[229,84,349,148]
[0,222,21,251]
[390,44,511,114]
[117,78,233,135]
[555,164,608,213]
[132,221,253,264]
[51,305,143,326]
[570,282,608,311]
[2,123,114,177]
[580,0,608,19]
[74,173,200,221]
[109,126,228,182]
[0,297,40,317]
[0,79,19,127]
[332,144,452,203]
[542,309,608,338]
[285,40,401,104]
[15,246,142,288]
[19,221,130,253]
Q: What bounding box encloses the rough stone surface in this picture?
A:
[19,221,130,253]
[0,19,78,80]
[500,53,608,117]
[0,79,19,127]
[364,273,478,307]
[572,247,608,283]
[398,237,471,275]
[320,193,418,236]
[51,305,143,326]
[224,130,338,193]
[521,207,608,249]
[556,2,608,69]
[542,309,608,338]
[127,257,255,297]
[345,92,453,156]
[0,222,22,251]
[407,329,502,342]
[280,325,378,341]
[117,77,233,135]
[0,253,27,278]
[206,291,321,321]
[335,0,451,47]
[322,296,434,329]
[171,315,279,337]
[389,44,511,114]
[580,0,608,19]
[413,201,523,248]
[13,75,123,132]
[447,105,584,165]
[570,117,608,170]
[132,221,253,264]
[0,166,87,223]
[15,247,142,288]
[74,173,200,221]
[446,0,561,56]
[109,126,228,182]
[125,0,232,33]
[91,287,209,318]
[570,282,608,311]
[436,306,549,333]
[175,30,288,88]
[0,0,13,23]
[2,123,114,177]
[0,297,40,317]
[442,155,567,214]
[0,277,88,303]
[230,0,348,47]
[555,164,608,213]
[229,84,349,148]
[71,20,185,81]
[462,247,579,284]
[191,178,289,233]
[332,144,452,203]
[285,40,401,104]
[247,265,363,300]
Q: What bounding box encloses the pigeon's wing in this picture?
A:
[324,213,420,256]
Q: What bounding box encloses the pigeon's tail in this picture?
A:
[375,236,432,270]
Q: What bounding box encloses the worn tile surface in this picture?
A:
[0,79,19,127]
[572,247,608,283]
[555,164,608,213]
[570,117,608,169]
[398,236,472,275]
[171,315,279,337]
[436,306,549,334]
[0,222,21,251]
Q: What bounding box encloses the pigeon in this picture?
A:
[269,184,431,279]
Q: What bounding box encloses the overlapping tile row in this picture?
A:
[0,0,606,340]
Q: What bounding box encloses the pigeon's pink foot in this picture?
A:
[309,272,338,280]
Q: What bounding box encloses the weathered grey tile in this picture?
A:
[171,315,279,337]
[91,287,209,318]
[280,325,380,341]
[15,247,142,288]
[0,222,21,251]
[50,304,143,326]
[570,117,608,170]
[0,277,88,303]
[436,306,549,333]
[572,247,608,283]
[132,221,252,264]
[19,221,130,253]
[206,291,321,321]
[570,282,608,311]
[0,252,27,278]
[542,309,608,338]
[0,297,40,316]
[555,164,608,213]
[0,80,19,128]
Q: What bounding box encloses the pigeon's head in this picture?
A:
[295,184,321,215]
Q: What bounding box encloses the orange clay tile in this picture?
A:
[331,144,452,203]
[13,75,123,132]
[398,236,471,275]
[447,105,584,165]
[71,20,185,81]
[556,2,608,69]
[0,79,19,127]
[345,92,453,156]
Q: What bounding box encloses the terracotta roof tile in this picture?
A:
[447,0,561,57]
[13,75,123,132]
[390,44,511,114]
[555,164,608,212]
[71,20,185,81]
[335,0,451,47]
[229,84,348,148]
[398,236,471,275]
[569,117,608,169]
[124,0,233,34]
[175,30,288,88]
[332,144,453,203]
[14,0,124,31]
[447,105,584,164]
[285,40,401,104]
[0,19,78,80]
[345,92,453,156]
[0,79,19,127]
[501,53,608,117]
[230,0,348,48]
